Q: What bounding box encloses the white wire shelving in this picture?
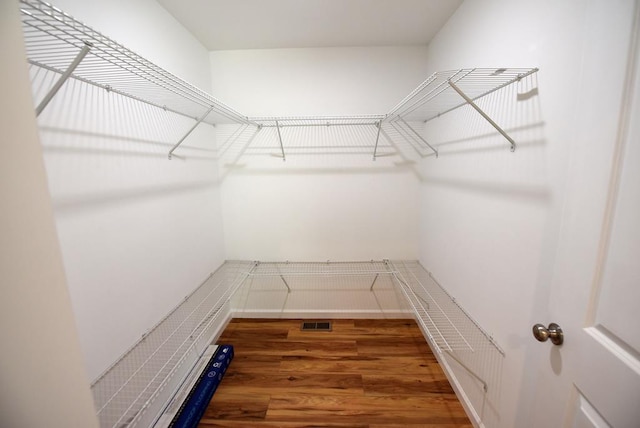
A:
[19,0,254,159]
[388,260,505,427]
[388,260,503,355]
[248,116,386,161]
[86,260,505,427]
[385,67,539,155]
[20,1,538,161]
[90,261,254,428]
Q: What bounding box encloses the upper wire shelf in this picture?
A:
[20,0,538,159]
[386,68,538,122]
[20,0,252,126]
[251,115,385,128]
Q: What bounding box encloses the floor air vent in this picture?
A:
[301,321,332,331]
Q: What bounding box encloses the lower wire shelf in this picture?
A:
[389,260,505,427]
[90,259,503,428]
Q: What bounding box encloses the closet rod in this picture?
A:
[35,42,91,116]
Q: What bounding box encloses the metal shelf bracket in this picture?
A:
[445,350,489,392]
[168,105,214,159]
[35,42,92,116]
[448,80,516,152]
[279,275,292,293]
[398,117,438,158]
[372,121,382,161]
[275,120,286,161]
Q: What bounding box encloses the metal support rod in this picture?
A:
[445,350,488,392]
[397,117,438,157]
[448,80,517,152]
[389,272,430,310]
[279,275,291,293]
[372,121,382,160]
[389,122,426,158]
[36,42,92,116]
[369,273,380,291]
[275,120,286,161]
[168,105,214,159]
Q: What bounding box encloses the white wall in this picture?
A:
[210,47,430,116]
[0,1,98,426]
[52,0,212,91]
[29,0,226,381]
[417,1,635,427]
[211,47,427,263]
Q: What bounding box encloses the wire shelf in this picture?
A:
[252,115,385,128]
[389,260,504,355]
[249,260,395,277]
[388,260,505,427]
[19,0,252,126]
[19,0,538,159]
[90,261,254,428]
[87,260,503,426]
[386,67,538,123]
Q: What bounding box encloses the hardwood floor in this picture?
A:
[199,319,471,428]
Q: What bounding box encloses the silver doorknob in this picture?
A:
[532,323,563,345]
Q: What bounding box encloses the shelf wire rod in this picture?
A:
[251,114,385,123]
[369,273,380,291]
[387,266,452,352]
[389,69,468,119]
[255,121,381,128]
[279,275,292,293]
[168,105,214,159]
[35,41,91,116]
[96,273,230,417]
[22,2,253,126]
[247,271,397,277]
[141,263,258,413]
[426,68,538,123]
[111,262,256,428]
[386,71,440,117]
[424,269,505,355]
[275,120,286,161]
[388,271,430,310]
[76,34,206,108]
[397,117,438,157]
[445,350,489,392]
[29,60,216,125]
[448,80,516,152]
[22,9,194,105]
[86,46,216,112]
[389,268,452,351]
[389,121,429,158]
[218,123,250,157]
[372,121,382,160]
[89,268,214,387]
[398,260,473,351]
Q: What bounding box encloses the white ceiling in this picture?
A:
[156,0,463,51]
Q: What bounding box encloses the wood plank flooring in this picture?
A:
[199,319,471,428]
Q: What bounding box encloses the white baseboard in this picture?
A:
[231,309,414,319]
[413,316,483,428]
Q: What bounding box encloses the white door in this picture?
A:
[533,2,640,427]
